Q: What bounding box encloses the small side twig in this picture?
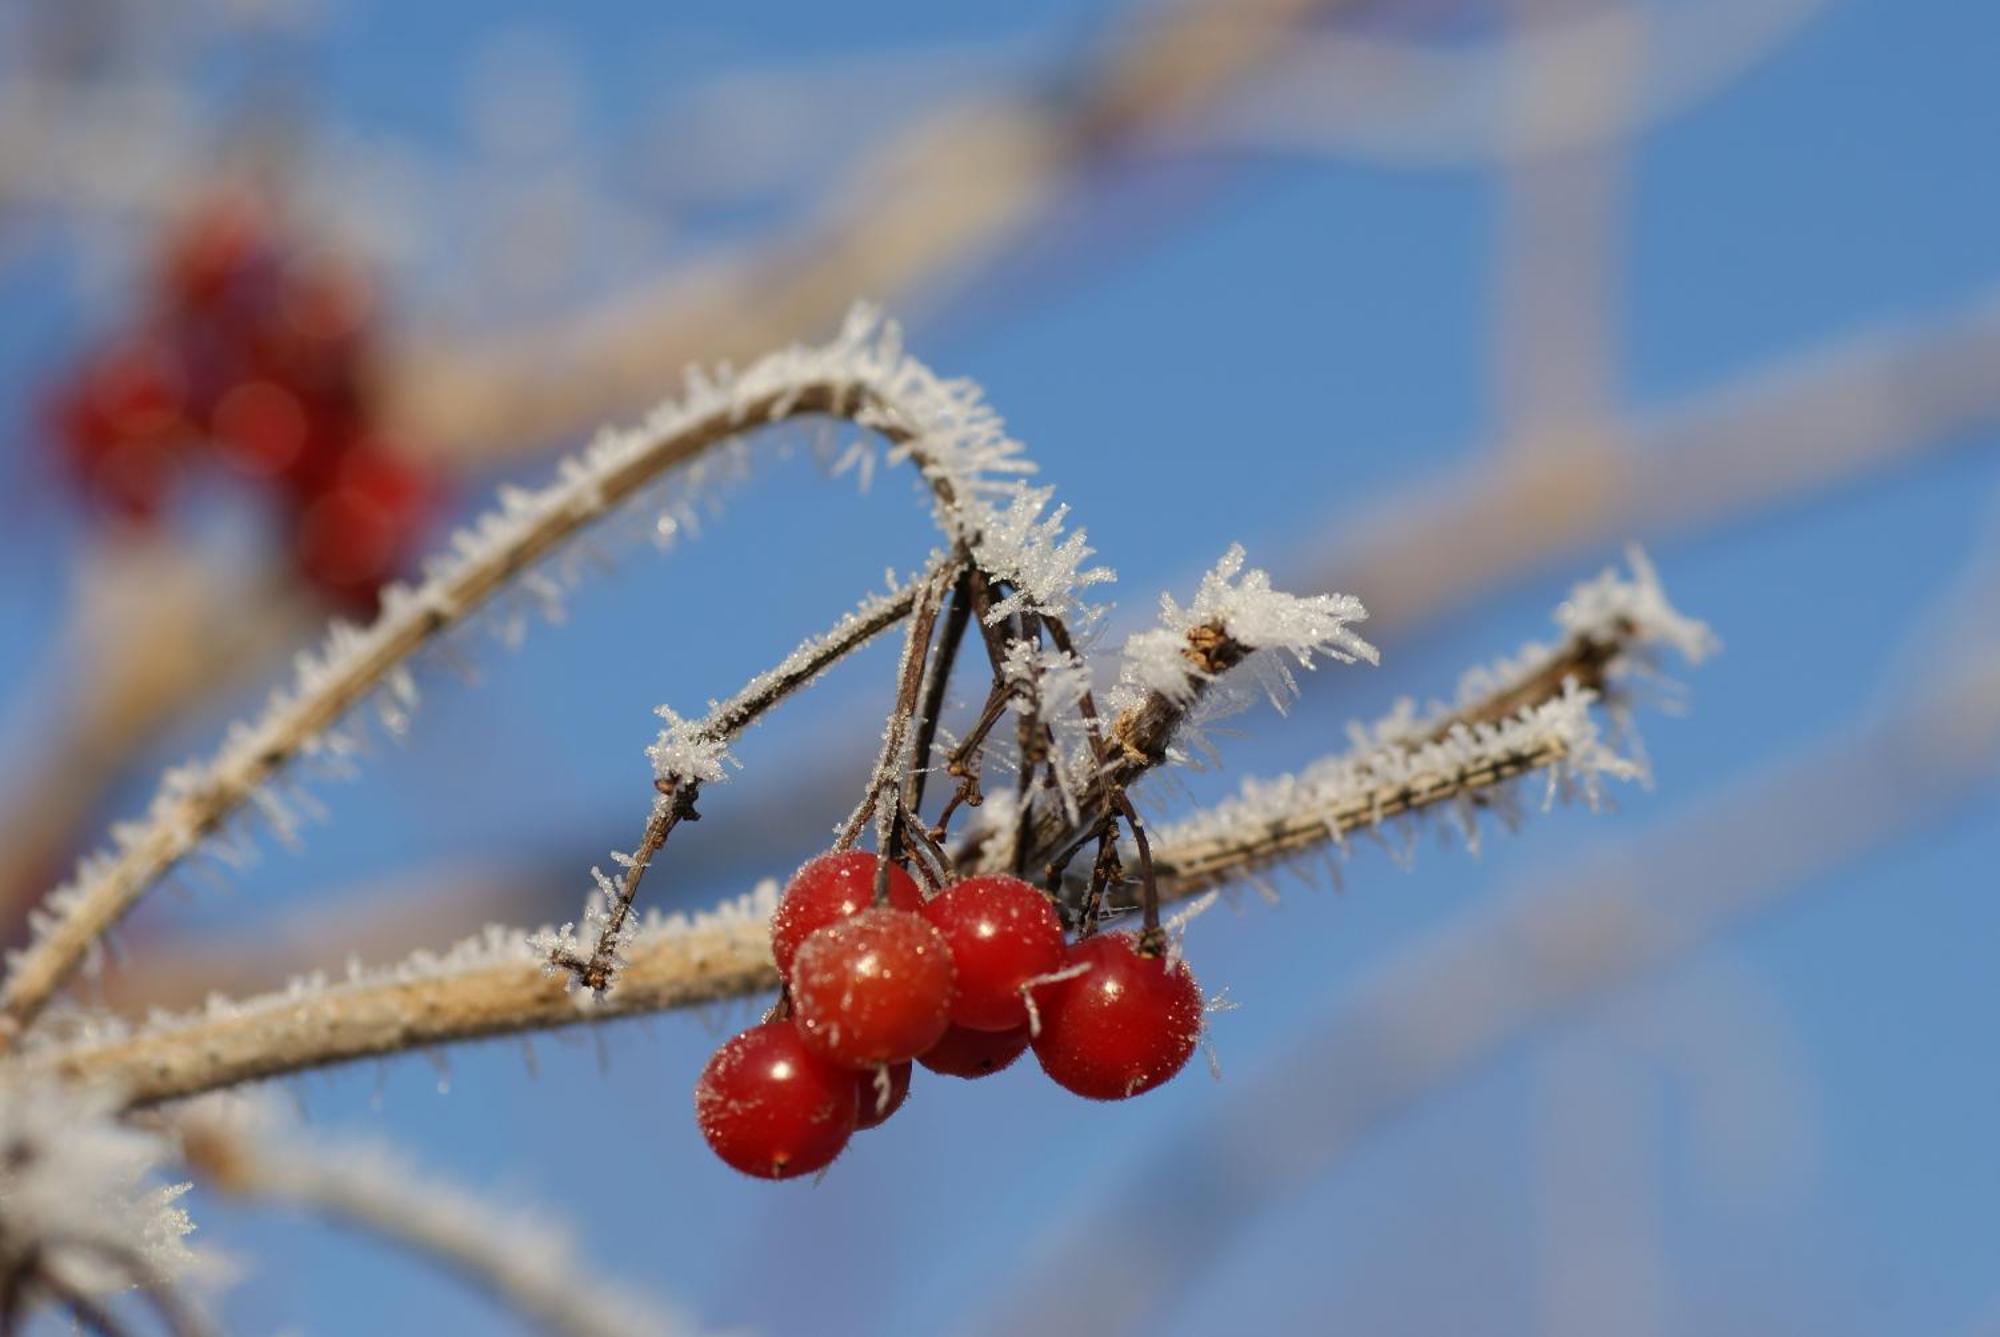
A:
[553,574,927,992]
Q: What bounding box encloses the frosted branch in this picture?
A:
[1016,545,1377,889]
[2,305,1108,1043]
[178,1105,683,1337]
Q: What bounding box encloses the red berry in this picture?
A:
[1029,933,1203,1101]
[160,193,273,319]
[693,1020,856,1180]
[212,379,310,477]
[769,852,922,983]
[51,338,192,520]
[791,908,956,1069]
[853,1061,912,1130]
[294,446,433,606]
[919,875,1066,1032]
[917,1023,1030,1079]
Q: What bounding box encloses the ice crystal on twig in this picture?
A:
[974,486,1115,626]
[645,708,735,787]
[1112,543,1377,716]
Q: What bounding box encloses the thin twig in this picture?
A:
[560,575,926,992]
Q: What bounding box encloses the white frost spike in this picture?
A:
[645,707,734,786]
[1162,890,1220,966]
[1019,960,1092,1039]
[976,486,1116,626]
[1114,544,1376,715]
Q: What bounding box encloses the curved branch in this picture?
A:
[179,1112,683,1337]
[0,309,1035,1044]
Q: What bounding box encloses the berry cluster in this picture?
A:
[695,851,1204,1179]
[46,192,435,609]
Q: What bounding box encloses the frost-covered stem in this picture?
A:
[561,577,924,991]
[179,1115,677,1337]
[562,783,703,994]
[1025,621,1251,885]
[45,905,780,1105]
[1146,738,1570,900]
[1043,617,1113,763]
[1423,625,1628,741]
[1078,822,1123,937]
[932,682,1012,836]
[0,1233,209,1337]
[897,808,955,889]
[33,585,1692,1110]
[26,1268,122,1337]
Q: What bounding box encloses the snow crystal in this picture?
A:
[974,486,1115,626]
[645,707,734,787]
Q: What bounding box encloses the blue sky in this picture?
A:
[4,1,1999,1333]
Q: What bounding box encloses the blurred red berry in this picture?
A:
[294,445,435,606]
[159,193,274,321]
[50,337,193,521]
[212,379,310,477]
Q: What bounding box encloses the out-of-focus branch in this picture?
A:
[0,542,311,946]
[386,0,1349,463]
[0,310,1035,1043]
[178,1107,685,1337]
[1305,289,2000,636]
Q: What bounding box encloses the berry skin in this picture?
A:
[1029,933,1203,1101]
[792,908,956,1069]
[919,875,1066,1032]
[769,852,923,984]
[853,1061,912,1130]
[694,1020,857,1179]
[917,1023,1030,1079]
